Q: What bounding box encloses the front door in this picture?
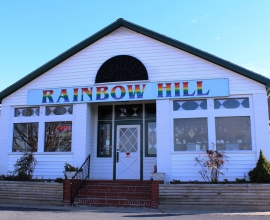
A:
[116,124,140,179]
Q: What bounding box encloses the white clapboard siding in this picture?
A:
[7,153,74,179]
[252,93,270,159]
[143,157,157,180]
[0,106,12,177]
[170,152,257,182]
[72,103,91,168]
[2,27,266,106]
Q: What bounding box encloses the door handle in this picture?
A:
[116,149,119,163]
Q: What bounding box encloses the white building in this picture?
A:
[0,19,270,182]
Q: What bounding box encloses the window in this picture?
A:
[173,97,252,152]
[44,121,72,152]
[12,105,74,153]
[145,103,156,119]
[174,100,207,111]
[97,122,112,157]
[215,116,252,150]
[214,98,249,109]
[115,104,142,119]
[98,106,112,120]
[15,107,39,117]
[174,118,208,151]
[97,106,112,157]
[13,123,38,152]
[46,105,73,116]
[145,104,156,156]
[146,121,157,155]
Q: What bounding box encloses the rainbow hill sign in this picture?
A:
[27,79,229,105]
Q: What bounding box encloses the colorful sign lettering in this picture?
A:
[27,79,229,105]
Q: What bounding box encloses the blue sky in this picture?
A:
[1,1,270,91]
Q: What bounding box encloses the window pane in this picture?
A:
[147,121,156,155]
[215,117,252,150]
[46,106,73,116]
[98,106,112,120]
[119,128,138,153]
[115,104,142,119]
[13,123,38,152]
[98,123,111,156]
[45,121,72,152]
[15,107,39,117]
[173,100,207,111]
[214,98,249,109]
[145,104,156,118]
[174,118,208,151]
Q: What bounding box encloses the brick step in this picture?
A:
[74,198,151,207]
[80,186,151,192]
[76,191,151,199]
[82,183,152,186]
[80,180,152,185]
[68,180,160,208]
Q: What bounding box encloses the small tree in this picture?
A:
[195,148,228,183]
[248,149,270,183]
[14,152,37,181]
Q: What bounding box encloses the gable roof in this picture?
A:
[1,18,270,103]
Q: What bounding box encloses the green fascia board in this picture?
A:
[1,18,270,103]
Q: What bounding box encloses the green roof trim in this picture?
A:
[1,18,270,103]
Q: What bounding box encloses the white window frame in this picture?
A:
[11,105,74,153]
[171,95,254,153]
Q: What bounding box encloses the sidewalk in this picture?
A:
[0,203,270,216]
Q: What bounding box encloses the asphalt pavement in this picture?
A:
[0,203,270,220]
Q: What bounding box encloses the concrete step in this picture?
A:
[0,198,62,206]
[160,201,270,206]
[0,193,62,199]
[158,204,270,212]
[0,181,62,185]
[0,188,62,192]
[0,195,62,201]
[0,181,63,206]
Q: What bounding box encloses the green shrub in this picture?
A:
[248,150,270,183]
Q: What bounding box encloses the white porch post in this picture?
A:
[0,106,12,175]
[156,99,171,182]
[73,103,91,168]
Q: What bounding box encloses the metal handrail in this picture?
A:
[70,154,90,205]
